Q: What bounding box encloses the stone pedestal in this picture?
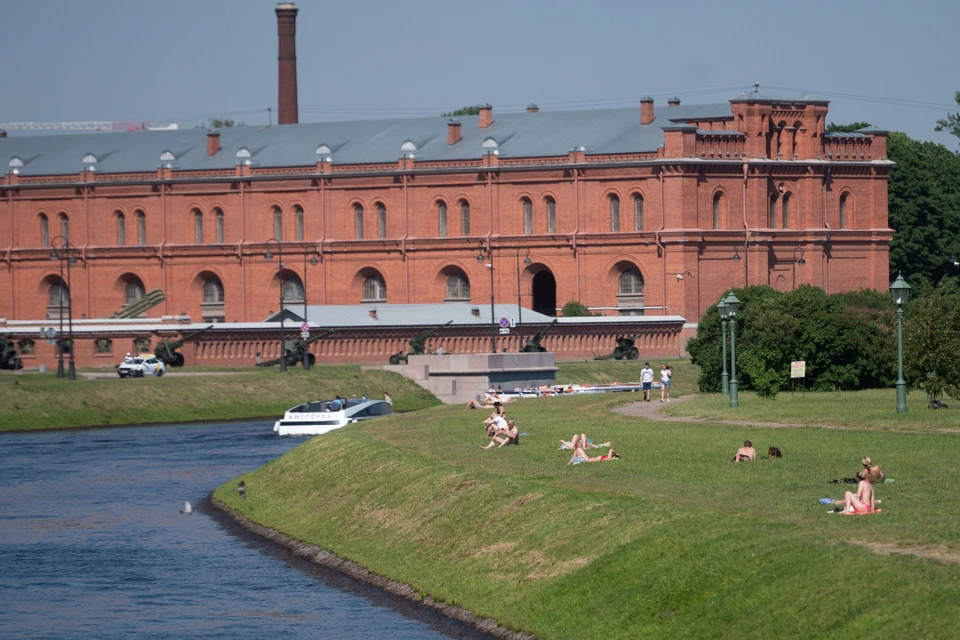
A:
[372,352,557,404]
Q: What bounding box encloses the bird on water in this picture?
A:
[180,501,193,514]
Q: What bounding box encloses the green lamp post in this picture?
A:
[724,292,741,408]
[890,272,911,414]
[718,298,729,395]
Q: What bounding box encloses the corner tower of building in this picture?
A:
[275,3,299,125]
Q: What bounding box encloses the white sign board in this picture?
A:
[499,327,510,335]
[300,331,310,340]
[791,361,806,379]
[509,317,517,328]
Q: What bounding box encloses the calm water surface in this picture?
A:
[0,421,475,640]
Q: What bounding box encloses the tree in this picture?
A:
[560,300,597,317]
[196,118,244,129]
[904,280,960,398]
[826,121,872,133]
[934,90,960,144]
[441,106,482,117]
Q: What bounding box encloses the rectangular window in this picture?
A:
[194,213,203,244]
[438,203,448,237]
[355,206,364,239]
[460,202,470,236]
[610,197,620,232]
[546,199,556,233]
[117,216,126,246]
[137,214,146,246]
[768,196,777,228]
[634,196,644,231]
[523,200,532,235]
[377,204,386,239]
[216,213,224,243]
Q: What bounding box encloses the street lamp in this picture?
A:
[477,241,496,353]
[264,238,287,372]
[301,245,319,370]
[724,292,740,408]
[890,272,911,414]
[732,242,747,287]
[516,248,531,350]
[49,235,77,380]
[718,298,729,395]
[792,247,806,290]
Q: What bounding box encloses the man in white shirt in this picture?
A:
[640,362,654,401]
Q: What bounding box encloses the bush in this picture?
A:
[561,300,597,317]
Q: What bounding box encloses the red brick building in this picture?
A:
[0,5,892,360]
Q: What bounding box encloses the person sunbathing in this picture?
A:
[482,419,519,448]
[568,446,620,463]
[465,394,503,410]
[483,412,508,437]
[862,457,885,484]
[731,440,756,462]
[559,434,612,450]
[829,469,876,514]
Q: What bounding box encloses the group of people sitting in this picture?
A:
[480,401,520,449]
[825,457,885,515]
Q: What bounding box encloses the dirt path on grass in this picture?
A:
[612,394,854,430]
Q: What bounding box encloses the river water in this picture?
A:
[0,421,479,640]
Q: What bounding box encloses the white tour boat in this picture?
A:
[273,398,393,436]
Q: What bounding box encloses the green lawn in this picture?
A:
[0,366,439,432]
[663,389,960,433]
[216,390,960,639]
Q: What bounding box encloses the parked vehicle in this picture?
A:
[273,398,393,436]
[117,356,166,378]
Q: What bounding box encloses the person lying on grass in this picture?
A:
[482,419,519,448]
[568,447,620,463]
[828,469,877,514]
[731,440,756,462]
[559,434,612,450]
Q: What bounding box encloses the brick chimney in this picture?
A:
[640,96,654,125]
[369,308,378,319]
[668,97,681,107]
[447,119,462,145]
[275,3,299,125]
[207,131,221,156]
[526,103,539,113]
[479,104,493,128]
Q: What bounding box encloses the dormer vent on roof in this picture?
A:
[315,143,332,160]
[481,137,499,155]
[235,147,252,165]
[400,140,417,158]
[159,150,176,168]
[82,153,97,171]
[8,156,23,174]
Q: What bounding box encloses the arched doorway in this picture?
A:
[532,270,556,316]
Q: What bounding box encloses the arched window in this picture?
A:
[193,210,203,244]
[438,201,448,237]
[633,195,644,231]
[782,194,791,229]
[47,281,69,319]
[362,273,386,302]
[294,206,304,241]
[354,204,364,239]
[273,206,283,240]
[617,268,645,316]
[610,195,620,232]
[460,201,470,236]
[214,209,224,244]
[546,197,556,233]
[768,195,777,228]
[39,214,49,247]
[136,211,146,246]
[60,213,69,242]
[376,203,386,239]
[712,193,722,230]
[522,198,532,235]
[839,193,849,229]
[116,212,126,246]
[282,274,304,302]
[445,272,470,301]
[125,280,146,306]
[201,277,225,323]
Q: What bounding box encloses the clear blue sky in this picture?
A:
[3,0,958,147]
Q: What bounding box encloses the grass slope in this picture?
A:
[216,391,960,639]
[663,389,960,433]
[0,366,439,432]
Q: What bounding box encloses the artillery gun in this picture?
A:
[257,330,334,367]
[520,319,559,353]
[112,289,166,319]
[389,321,453,365]
[593,334,640,361]
[0,337,23,370]
[154,325,214,367]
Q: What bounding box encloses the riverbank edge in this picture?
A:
[209,495,536,640]
[0,415,278,434]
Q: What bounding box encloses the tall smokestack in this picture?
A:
[275,3,299,125]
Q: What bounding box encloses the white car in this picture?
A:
[117,356,166,378]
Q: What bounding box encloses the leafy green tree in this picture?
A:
[560,300,597,317]
[934,90,960,144]
[441,106,482,117]
[826,121,872,133]
[904,280,960,398]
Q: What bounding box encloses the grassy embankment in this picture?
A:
[215,367,960,639]
[0,366,439,432]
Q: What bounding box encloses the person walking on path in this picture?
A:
[659,364,672,402]
[640,363,654,401]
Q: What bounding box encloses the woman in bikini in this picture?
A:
[833,469,876,514]
[559,434,612,450]
[862,457,885,484]
[568,447,620,463]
